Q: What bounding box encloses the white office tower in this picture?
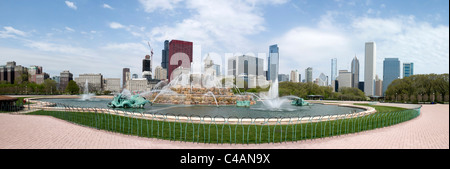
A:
[290,70,299,82]
[364,42,376,96]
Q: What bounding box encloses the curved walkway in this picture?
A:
[0,104,448,149]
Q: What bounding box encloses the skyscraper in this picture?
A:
[318,73,327,86]
[161,40,170,79]
[122,68,130,89]
[305,67,313,83]
[278,74,289,82]
[142,55,152,81]
[375,75,383,97]
[382,58,400,96]
[364,42,376,96]
[267,44,279,81]
[154,66,167,80]
[403,62,414,78]
[351,56,359,88]
[337,70,352,90]
[161,40,169,69]
[168,40,193,82]
[331,58,337,82]
[290,70,299,82]
[227,55,264,77]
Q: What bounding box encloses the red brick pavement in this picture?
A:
[0,104,448,149]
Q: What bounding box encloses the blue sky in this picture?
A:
[0,0,448,82]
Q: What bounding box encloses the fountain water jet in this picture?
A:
[80,79,95,101]
[258,78,288,110]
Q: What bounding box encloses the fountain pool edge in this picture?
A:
[25,97,376,125]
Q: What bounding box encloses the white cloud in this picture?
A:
[25,40,93,57]
[0,26,28,38]
[274,13,449,78]
[351,16,449,76]
[103,4,114,10]
[147,0,290,53]
[109,22,125,29]
[108,22,146,37]
[101,42,148,54]
[138,0,182,12]
[274,27,351,76]
[65,1,77,10]
[65,26,75,32]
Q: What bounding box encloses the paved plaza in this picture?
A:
[0,104,448,149]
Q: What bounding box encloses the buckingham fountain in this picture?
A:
[107,72,309,111]
[108,73,256,108]
[37,72,364,118]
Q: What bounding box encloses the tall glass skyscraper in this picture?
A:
[331,58,337,82]
[306,67,313,83]
[161,40,169,79]
[161,40,169,69]
[351,56,359,88]
[382,58,401,96]
[403,62,414,78]
[268,44,279,82]
[364,42,376,96]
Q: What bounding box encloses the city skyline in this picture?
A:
[0,0,448,81]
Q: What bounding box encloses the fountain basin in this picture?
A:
[36,98,365,118]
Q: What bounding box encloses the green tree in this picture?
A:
[65,80,80,95]
[385,74,449,102]
[43,79,57,94]
[338,87,366,100]
[14,73,29,85]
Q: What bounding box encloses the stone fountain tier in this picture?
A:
[168,86,234,95]
[149,87,255,106]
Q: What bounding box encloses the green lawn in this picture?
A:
[353,103,407,113]
[26,103,420,144]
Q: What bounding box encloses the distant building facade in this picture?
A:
[364,42,376,96]
[161,40,169,69]
[0,61,28,84]
[331,58,337,82]
[336,70,352,91]
[122,68,130,89]
[290,70,299,82]
[127,78,149,93]
[383,58,400,96]
[59,70,73,91]
[305,67,313,83]
[168,40,193,82]
[403,62,414,78]
[351,56,359,88]
[74,73,103,93]
[228,55,264,80]
[375,75,383,97]
[103,78,121,93]
[154,66,167,80]
[318,73,327,86]
[278,74,289,82]
[267,44,279,82]
[142,55,152,81]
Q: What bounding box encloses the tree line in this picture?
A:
[0,79,80,95]
[385,74,449,103]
